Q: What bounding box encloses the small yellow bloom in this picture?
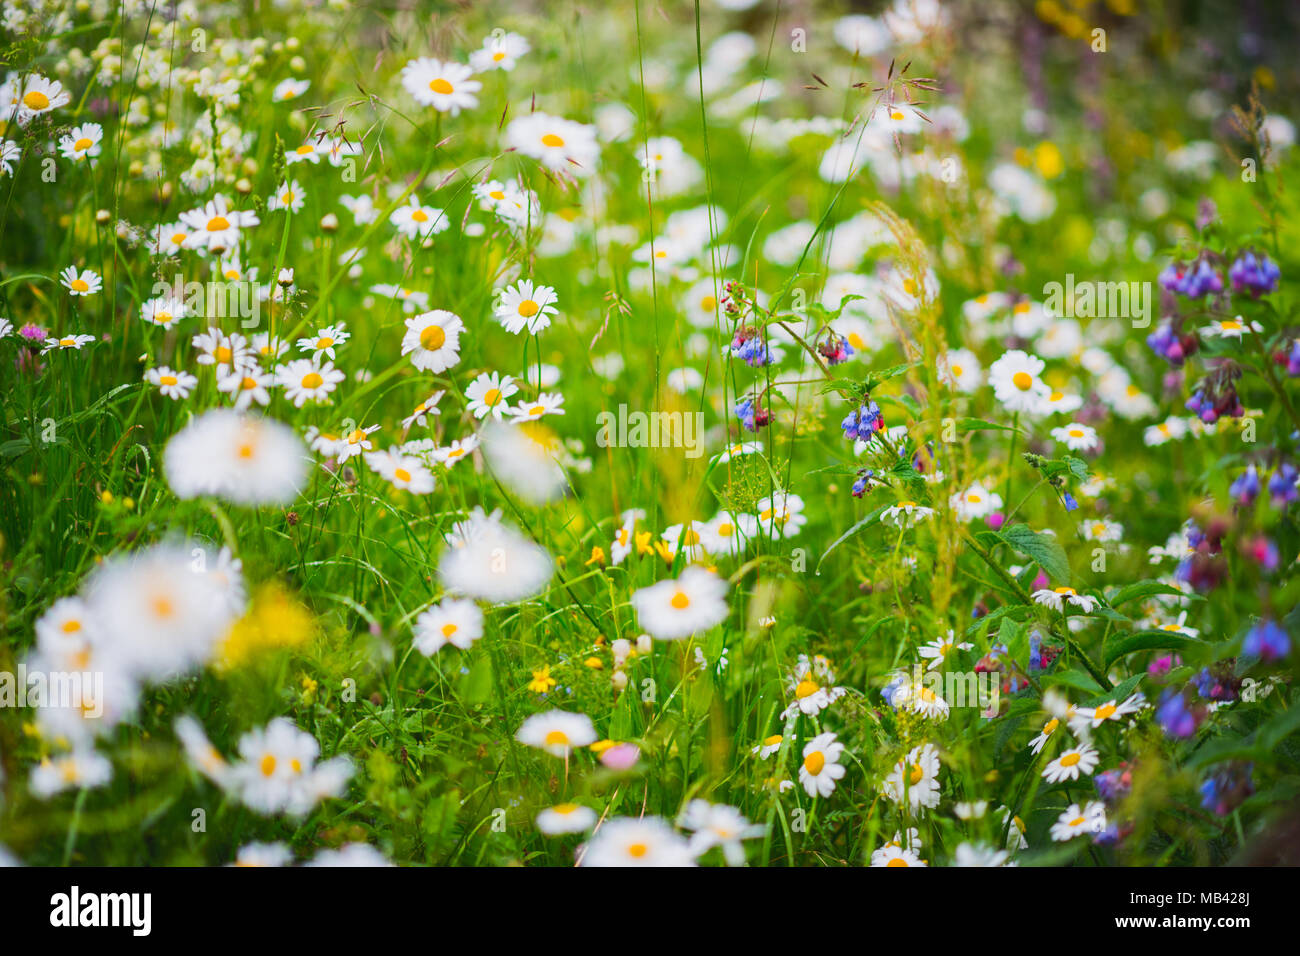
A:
[589,739,616,754]
[586,545,606,567]
[527,664,557,694]
[583,657,603,670]
[634,530,654,556]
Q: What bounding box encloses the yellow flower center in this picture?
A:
[1012,371,1033,390]
[260,754,276,777]
[1094,703,1117,721]
[206,216,230,231]
[517,299,540,317]
[909,763,925,785]
[394,467,411,483]
[419,325,446,350]
[669,590,691,610]
[411,209,429,223]
[541,133,565,147]
[23,90,50,110]
[483,388,503,406]
[74,137,92,151]
[1060,752,1081,767]
[795,679,820,699]
[160,374,178,386]
[626,843,648,858]
[429,78,454,94]
[544,730,569,747]
[804,751,825,775]
[70,279,89,292]
[700,295,717,311]
[441,623,458,638]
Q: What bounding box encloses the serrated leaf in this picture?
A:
[998,523,1071,583]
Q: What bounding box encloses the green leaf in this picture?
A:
[1102,630,1205,669]
[998,523,1071,583]
[1044,668,1103,696]
[1107,580,1198,608]
[815,505,887,572]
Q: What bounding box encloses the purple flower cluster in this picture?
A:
[1229,465,1261,506]
[1228,252,1280,297]
[1146,322,1199,368]
[818,333,854,367]
[1095,764,1133,803]
[1268,463,1298,506]
[1160,259,1223,299]
[840,400,884,442]
[851,468,875,498]
[1185,383,1243,423]
[1156,687,1204,739]
[1242,619,1290,662]
[734,396,770,432]
[1192,662,1240,703]
[1199,763,1254,816]
[729,327,775,367]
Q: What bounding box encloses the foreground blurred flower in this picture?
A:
[579,817,693,867]
[631,566,729,640]
[481,420,568,504]
[1242,619,1290,662]
[413,597,483,654]
[215,583,317,671]
[438,511,553,603]
[679,800,765,865]
[537,803,596,835]
[165,410,309,506]
[231,718,352,816]
[516,710,597,757]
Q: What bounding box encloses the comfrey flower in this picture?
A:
[1242,619,1291,662]
[1200,763,1255,816]
[729,326,776,367]
[1229,465,1261,506]
[817,333,854,366]
[1160,258,1223,299]
[1285,340,1300,377]
[1146,321,1198,368]
[1185,381,1244,424]
[1267,463,1298,507]
[1094,763,1133,803]
[840,400,884,441]
[734,395,770,432]
[1155,687,1204,739]
[1228,252,1280,297]
[851,468,876,498]
[1192,662,1240,703]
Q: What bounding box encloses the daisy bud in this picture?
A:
[235,177,252,195]
[635,633,652,655]
[320,213,339,233]
[95,208,111,225]
[277,268,294,287]
[611,670,628,691]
